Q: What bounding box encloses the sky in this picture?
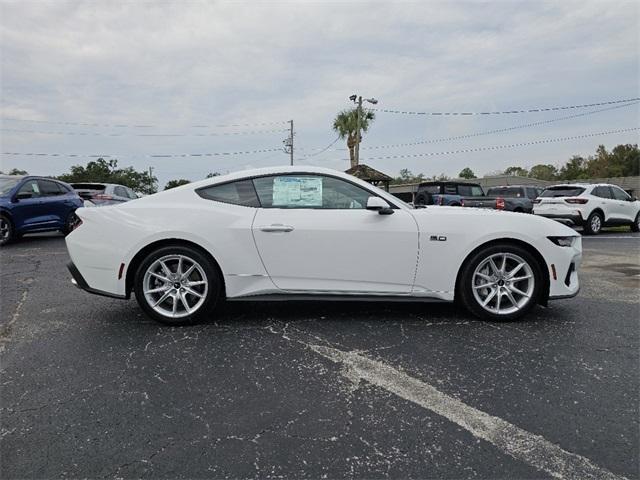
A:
[1,0,639,188]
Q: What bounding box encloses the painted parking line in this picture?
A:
[300,340,627,480]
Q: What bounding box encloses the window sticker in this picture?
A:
[272,176,322,207]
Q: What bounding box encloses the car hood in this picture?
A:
[411,206,578,237]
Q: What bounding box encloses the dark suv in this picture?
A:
[0,175,84,246]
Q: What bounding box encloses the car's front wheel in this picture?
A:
[134,245,221,325]
[0,215,14,246]
[459,243,542,321]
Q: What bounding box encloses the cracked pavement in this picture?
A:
[1,232,638,479]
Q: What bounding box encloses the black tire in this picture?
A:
[415,192,432,206]
[61,211,79,236]
[133,245,221,326]
[458,243,543,322]
[583,211,603,235]
[513,208,524,213]
[0,214,15,246]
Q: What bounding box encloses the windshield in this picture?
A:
[0,177,20,196]
[540,187,586,197]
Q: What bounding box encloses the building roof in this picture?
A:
[344,164,392,182]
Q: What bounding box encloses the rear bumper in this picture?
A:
[535,213,583,227]
[67,261,128,300]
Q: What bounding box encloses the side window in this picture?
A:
[457,185,472,196]
[18,180,41,198]
[252,175,373,209]
[443,184,457,195]
[127,188,138,199]
[197,179,260,207]
[114,186,128,198]
[526,188,538,199]
[37,180,63,196]
[471,186,484,196]
[611,186,630,201]
[593,186,612,199]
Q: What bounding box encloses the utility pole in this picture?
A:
[355,96,362,166]
[349,94,378,168]
[283,120,294,165]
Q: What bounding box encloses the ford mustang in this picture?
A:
[66,166,582,325]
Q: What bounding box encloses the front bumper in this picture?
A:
[67,262,128,300]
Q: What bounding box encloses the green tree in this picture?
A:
[585,144,639,178]
[0,168,29,175]
[332,108,375,168]
[503,166,528,177]
[458,167,476,179]
[390,168,426,185]
[528,164,558,181]
[559,156,587,180]
[206,172,221,178]
[57,158,158,194]
[164,179,191,190]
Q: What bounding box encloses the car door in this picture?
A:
[12,179,47,231]
[591,186,615,221]
[251,174,419,293]
[609,186,636,222]
[37,180,72,227]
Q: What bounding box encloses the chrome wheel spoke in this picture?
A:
[186,280,206,287]
[473,282,494,290]
[482,288,498,306]
[507,262,525,279]
[182,264,196,279]
[160,260,172,277]
[172,294,178,315]
[488,258,500,275]
[150,271,171,283]
[179,292,192,313]
[495,290,502,311]
[476,272,492,281]
[145,285,169,295]
[152,290,172,307]
[509,285,530,298]
[504,288,518,307]
[177,256,183,276]
[511,274,532,282]
[183,286,204,298]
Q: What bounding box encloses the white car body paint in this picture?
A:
[66,166,581,303]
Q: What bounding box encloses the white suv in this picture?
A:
[533,183,640,235]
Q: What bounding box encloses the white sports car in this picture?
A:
[66,166,582,325]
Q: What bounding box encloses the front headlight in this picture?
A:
[548,236,578,247]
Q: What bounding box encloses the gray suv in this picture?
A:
[70,183,139,206]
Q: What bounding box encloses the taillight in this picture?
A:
[564,198,588,204]
[438,196,444,206]
[496,197,505,210]
[460,198,465,206]
[71,218,83,231]
[95,194,113,200]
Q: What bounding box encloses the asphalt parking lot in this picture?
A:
[1,231,638,479]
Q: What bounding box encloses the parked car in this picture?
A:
[70,183,138,206]
[66,166,581,325]
[414,181,485,206]
[533,184,640,234]
[0,175,84,246]
[463,185,543,213]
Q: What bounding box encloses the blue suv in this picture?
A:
[0,175,84,246]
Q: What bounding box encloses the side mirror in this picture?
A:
[14,192,32,201]
[366,196,394,215]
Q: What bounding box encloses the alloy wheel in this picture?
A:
[0,218,10,242]
[142,254,209,319]
[591,215,601,233]
[472,252,535,315]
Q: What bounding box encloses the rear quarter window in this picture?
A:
[197,179,260,207]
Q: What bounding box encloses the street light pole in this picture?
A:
[349,94,377,167]
[283,119,294,165]
[289,119,294,166]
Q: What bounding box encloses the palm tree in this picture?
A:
[332,108,375,168]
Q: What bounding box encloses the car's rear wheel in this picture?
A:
[459,243,542,321]
[134,245,221,325]
[0,215,14,246]
[583,211,603,235]
[631,212,640,232]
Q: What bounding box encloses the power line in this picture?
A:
[371,97,640,116]
[357,101,639,151]
[0,127,289,137]
[356,127,639,161]
[1,146,284,158]
[0,116,289,129]
[301,136,341,157]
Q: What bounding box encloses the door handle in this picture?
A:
[259,224,294,233]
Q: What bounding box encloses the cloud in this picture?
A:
[1,0,638,184]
